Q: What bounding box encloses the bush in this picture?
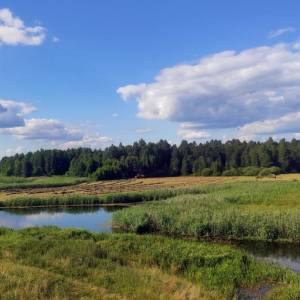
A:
[259,167,281,177]
[269,166,281,175]
[92,162,122,180]
[241,166,261,176]
[222,168,240,176]
[201,168,213,176]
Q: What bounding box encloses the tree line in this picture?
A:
[0,138,299,179]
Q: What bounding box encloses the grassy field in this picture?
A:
[0,227,299,300]
[0,173,299,202]
[0,175,232,201]
[113,180,300,242]
[1,175,300,299]
[0,176,88,190]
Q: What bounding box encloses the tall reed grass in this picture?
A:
[113,181,300,242]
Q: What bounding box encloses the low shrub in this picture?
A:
[241,166,261,176]
[201,168,213,176]
[222,168,240,176]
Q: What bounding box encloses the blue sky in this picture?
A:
[0,1,300,156]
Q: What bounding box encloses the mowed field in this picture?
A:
[0,174,299,201]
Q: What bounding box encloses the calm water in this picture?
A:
[235,240,300,274]
[1,207,300,274]
[0,206,122,232]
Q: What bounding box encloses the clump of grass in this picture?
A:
[113,181,300,242]
[0,186,206,208]
[0,227,299,299]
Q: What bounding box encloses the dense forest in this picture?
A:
[0,138,299,179]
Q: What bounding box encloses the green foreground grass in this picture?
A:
[0,227,299,299]
[0,176,88,190]
[113,181,300,242]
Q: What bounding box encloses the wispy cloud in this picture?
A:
[268,27,295,39]
[0,8,46,46]
[177,123,210,140]
[52,36,59,43]
[135,128,152,134]
[60,135,113,149]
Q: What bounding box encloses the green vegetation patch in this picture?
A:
[0,227,299,299]
[0,185,205,208]
[113,181,300,242]
[0,176,88,190]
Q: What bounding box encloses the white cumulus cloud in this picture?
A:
[0,118,83,141]
[239,112,300,137]
[0,99,36,128]
[0,8,46,46]
[118,41,300,138]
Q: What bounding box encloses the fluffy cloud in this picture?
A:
[177,123,210,140]
[239,112,300,137]
[0,118,83,141]
[60,135,113,149]
[118,41,300,138]
[0,8,46,46]
[0,99,36,128]
[268,27,295,39]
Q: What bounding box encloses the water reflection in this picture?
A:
[0,206,122,232]
[236,240,300,274]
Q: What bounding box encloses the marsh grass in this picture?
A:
[0,227,299,299]
[0,186,206,208]
[113,181,300,242]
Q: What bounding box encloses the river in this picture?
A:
[0,206,299,275]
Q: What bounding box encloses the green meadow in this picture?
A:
[0,227,299,300]
[1,178,300,299]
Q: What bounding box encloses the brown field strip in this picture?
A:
[0,174,299,201]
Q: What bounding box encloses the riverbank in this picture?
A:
[0,227,299,299]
